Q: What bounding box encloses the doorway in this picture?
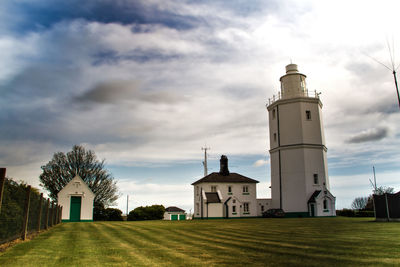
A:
[70,196,82,222]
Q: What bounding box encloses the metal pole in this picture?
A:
[126,195,129,216]
[385,193,390,222]
[0,168,5,214]
[393,71,400,110]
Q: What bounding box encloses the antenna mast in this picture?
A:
[126,195,129,216]
[365,38,400,110]
[202,146,210,177]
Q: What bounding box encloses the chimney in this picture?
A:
[219,155,230,176]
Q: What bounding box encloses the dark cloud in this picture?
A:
[74,80,181,105]
[92,49,183,65]
[346,127,388,143]
[6,0,203,34]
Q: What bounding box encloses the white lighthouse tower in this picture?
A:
[267,64,336,217]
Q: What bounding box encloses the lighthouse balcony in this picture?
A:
[267,90,320,106]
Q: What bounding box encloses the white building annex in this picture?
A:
[164,206,187,220]
[266,64,336,217]
[58,175,95,222]
[192,155,271,219]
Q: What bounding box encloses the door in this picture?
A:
[171,214,178,220]
[179,214,186,220]
[310,203,315,217]
[70,196,82,222]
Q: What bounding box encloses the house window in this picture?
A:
[243,203,249,213]
[313,174,318,184]
[323,199,328,210]
[272,109,276,119]
[228,186,232,194]
[261,205,264,212]
[232,199,236,204]
[243,186,249,194]
[196,203,199,215]
[196,186,199,196]
[232,206,236,213]
[211,186,217,192]
[306,110,311,120]
[273,133,277,142]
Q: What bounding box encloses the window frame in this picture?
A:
[243,202,249,213]
[306,110,311,120]
[313,174,318,185]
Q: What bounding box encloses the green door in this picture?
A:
[171,214,178,220]
[70,196,82,222]
[179,214,186,220]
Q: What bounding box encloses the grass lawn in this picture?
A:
[0,217,399,266]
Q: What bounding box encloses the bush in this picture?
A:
[104,208,123,221]
[127,205,165,221]
[336,209,356,217]
[355,210,375,217]
[93,203,123,221]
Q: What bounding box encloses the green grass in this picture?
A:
[0,217,399,266]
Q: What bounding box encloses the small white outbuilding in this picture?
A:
[58,175,95,222]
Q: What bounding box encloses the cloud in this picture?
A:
[346,127,389,143]
[74,80,182,106]
[253,159,269,167]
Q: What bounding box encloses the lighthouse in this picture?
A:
[267,64,336,217]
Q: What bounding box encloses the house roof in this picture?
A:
[307,190,321,203]
[165,206,185,212]
[191,172,259,185]
[205,192,221,203]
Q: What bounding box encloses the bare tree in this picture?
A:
[40,145,119,207]
[374,186,394,195]
[351,197,369,210]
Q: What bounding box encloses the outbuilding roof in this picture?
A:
[165,206,185,212]
[307,190,321,203]
[205,192,221,203]
[192,172,259,185]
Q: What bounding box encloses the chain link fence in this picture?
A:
[0,168,62,244]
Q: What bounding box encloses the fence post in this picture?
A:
[37,193,43,232]
[54,205,58,225]
[49,202,54,227]
[21,185,31,240]
[0,168,5,214]
[45,199,50,230]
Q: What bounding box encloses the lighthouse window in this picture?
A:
[313,174,318,184]
[273,133,277,142]
[272,109,276,119]
[306,110,311,120]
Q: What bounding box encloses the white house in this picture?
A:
[266,64,336,217]
[192,155,270,219]
[164,206,186,220]
[58,175,95,222]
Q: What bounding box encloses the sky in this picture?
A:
[1,0,400,213]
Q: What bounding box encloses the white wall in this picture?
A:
[57,176,95,221]
[193,182,259,218]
